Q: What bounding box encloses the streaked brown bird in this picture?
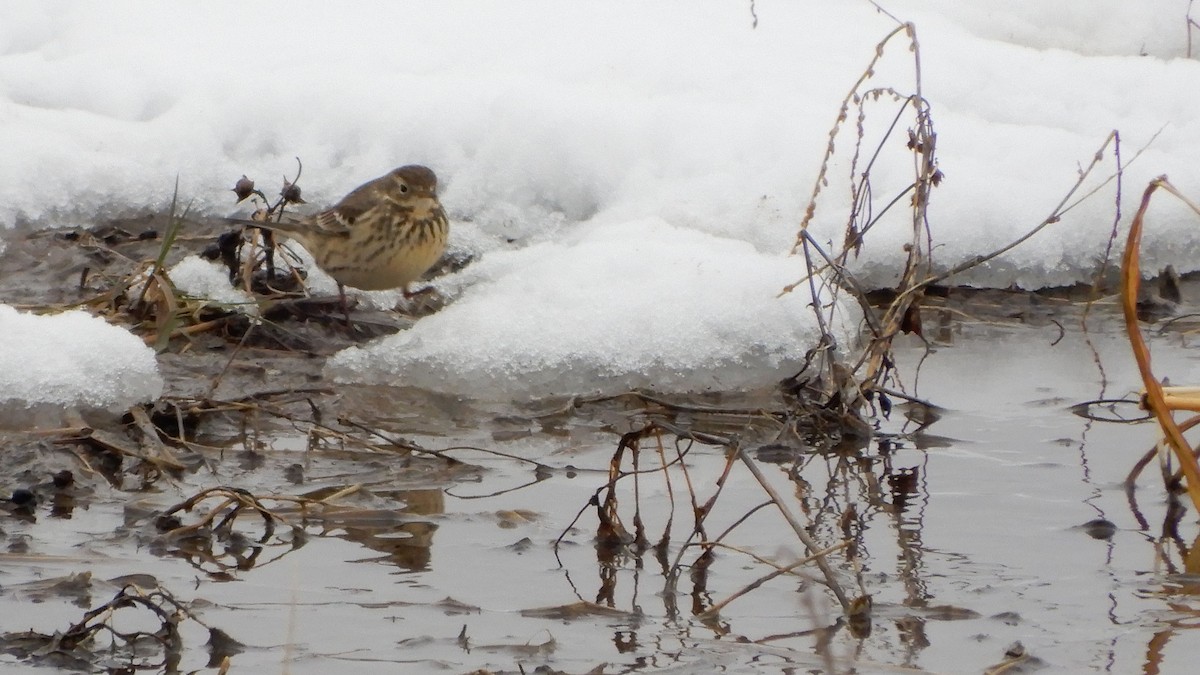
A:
[238,164,449,309]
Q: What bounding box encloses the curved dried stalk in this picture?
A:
[1120,176,1200,513]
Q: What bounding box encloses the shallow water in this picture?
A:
[2,294,1200,673]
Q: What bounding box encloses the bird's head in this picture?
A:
[389,165,439,199]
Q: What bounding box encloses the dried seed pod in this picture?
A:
[280,180,305,204]
[232,175,256,202]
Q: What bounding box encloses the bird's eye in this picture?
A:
[399,184,410,193]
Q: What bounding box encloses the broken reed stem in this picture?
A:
[128,405,186,471]
[1160,391,1200,413]
[1120,176,1200,515]
[737,447,851,612]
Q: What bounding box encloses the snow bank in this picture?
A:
[0,305,162,422]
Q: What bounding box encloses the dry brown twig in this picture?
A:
[1119,176,1200,515]
[787,16,1163,429]
[786,22,940,421]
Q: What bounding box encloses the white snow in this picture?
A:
[328,217,858,397]
[1,1,1198,400]
[0,305,162,422]
[169,255,260,315]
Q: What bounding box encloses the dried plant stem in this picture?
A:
[794,22,910,241]
[699,540,849,619]
[1189,0,1199,58]
[1120,176,1200,514]
[788,22,938,405]
[737,447,851,611]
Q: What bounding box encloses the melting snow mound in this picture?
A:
[0,305,162,423]
[169,255,259,314]
[327,218,858,399]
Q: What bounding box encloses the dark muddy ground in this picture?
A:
[1,217,1198,674]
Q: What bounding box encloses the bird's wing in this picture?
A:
[311,175,390,235]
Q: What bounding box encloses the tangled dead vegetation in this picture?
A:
[0,580,239,673]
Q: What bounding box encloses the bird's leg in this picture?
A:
[397,284,440,317]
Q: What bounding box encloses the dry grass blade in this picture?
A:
[1120,176,1200,514]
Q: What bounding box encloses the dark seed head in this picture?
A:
[233,175,256,202]
[281,180,305,204]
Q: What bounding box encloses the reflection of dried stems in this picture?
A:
[158,486,289,539]
[154,485,364,577]
[579,422,866,626]
[64,584,192,650]
[1126,406,1200,534]
[20,583,239,671]
[698,540,849,619]
[1120,176,1200,516]
[736,448,851,611]
[158,484,380,537]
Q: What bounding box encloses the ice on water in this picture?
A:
[1,1,1198,400]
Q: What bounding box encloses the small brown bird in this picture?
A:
[239,164,449,308]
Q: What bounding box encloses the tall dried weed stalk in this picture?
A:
[785,22,940,426]
[787,20,1160,437]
